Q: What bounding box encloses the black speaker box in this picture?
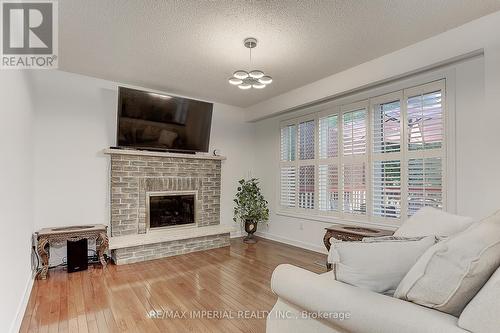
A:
[67,238,88,273]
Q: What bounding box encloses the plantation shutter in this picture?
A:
[280,166,296,207]
[278,80,446,225]
[407,157,442,215]
[298,120,315,160]
[318,114,339,211]
[342,105,367,215]
[405,82,445,216]
[280,124,297,208]
[280,125,296,161]
[298,165,315,209]
[371,95,402,218]
[298,119,315,209]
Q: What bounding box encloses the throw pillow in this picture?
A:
[394,210,500,316]
[328,236,436,295]
[458,266,500,333]
[394,207,474,237]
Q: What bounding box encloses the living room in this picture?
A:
[2,1,500,333]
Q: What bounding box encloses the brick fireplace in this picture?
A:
[104,148,232,265]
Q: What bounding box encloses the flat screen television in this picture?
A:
[116,87,213,153]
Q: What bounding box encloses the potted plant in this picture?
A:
[233,178,269,243]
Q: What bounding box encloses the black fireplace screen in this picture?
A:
[149,194,195,228]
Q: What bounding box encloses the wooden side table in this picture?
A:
[36,224,109,279]
[324,224,394,270]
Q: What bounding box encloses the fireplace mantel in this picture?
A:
[103,148,226,160]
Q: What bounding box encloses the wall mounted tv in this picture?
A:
[116,87,213,153]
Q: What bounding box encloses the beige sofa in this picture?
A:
[267,263,499,333]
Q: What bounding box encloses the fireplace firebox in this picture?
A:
[146,191,196,230]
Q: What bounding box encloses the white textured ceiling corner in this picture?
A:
[59,0,500,108]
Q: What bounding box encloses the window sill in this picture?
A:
[275,210,399,231]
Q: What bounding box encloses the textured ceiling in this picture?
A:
[59,0,500,107]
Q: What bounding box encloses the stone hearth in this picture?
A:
[104,148,232,265]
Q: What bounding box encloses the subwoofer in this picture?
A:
[67,238,88,273]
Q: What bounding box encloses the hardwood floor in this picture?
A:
[20,237,326,333]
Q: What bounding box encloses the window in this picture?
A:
[318,114,339,211]
[371,94,402,219]
[405,84,445,216]
[342,105,368,214]
[280,125,296,161]
[298,120,315,160]
[279,80,446,225]
[297,119,315,209]
[298,165,315,209]
[280,125,297,208]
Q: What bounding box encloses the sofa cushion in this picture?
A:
[394,207,474,237]
[458,266,500,333]
[328,236,436,295]
[394,210,500,316]
[270,264,468,333]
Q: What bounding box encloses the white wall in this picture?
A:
[253,56,492,253]
[32,70,254,264]
[0,72,36,333]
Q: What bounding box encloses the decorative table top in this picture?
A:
[324,224,394,238]
[37,224,107,237]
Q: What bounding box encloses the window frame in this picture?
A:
[277,79,448,227]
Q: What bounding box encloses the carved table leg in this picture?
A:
[323,230,334,251]
[97,231,109,267]
[37,237,50,279]
[323,230,334,271]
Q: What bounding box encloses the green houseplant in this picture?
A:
[233,178,269,243]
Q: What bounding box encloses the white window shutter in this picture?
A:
[319,115,339,159]
[373,100,401,153]
[318,114,339,212]
[319,164,339,211]
[372,97,402,219]
[407,157,443,215]
[373,160,402,218]
[407,91,443,151]
[280,124,297,209]
[278,80,446,224]
[405,87,445,216]
[342,108,367,215]
[343,162,367,214]
[343,109,366,155]
[298,165,315,209]
[280,166,296,208]
[280,125,296,161]
[298,120,315,160]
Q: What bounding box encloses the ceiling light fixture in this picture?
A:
[228,37,272,90]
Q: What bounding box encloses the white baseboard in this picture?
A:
[10,275,35,333]
[255,231,327,254]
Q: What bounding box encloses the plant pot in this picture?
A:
[243,220,257,244]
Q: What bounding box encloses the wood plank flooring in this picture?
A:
[20,237,326,333]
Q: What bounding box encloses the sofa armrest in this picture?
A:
[271,264,468,333]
